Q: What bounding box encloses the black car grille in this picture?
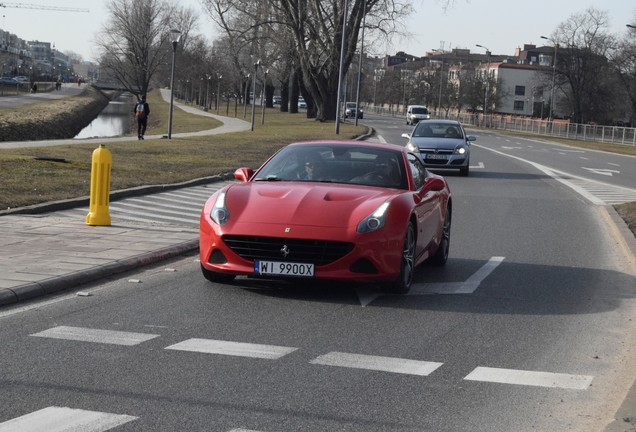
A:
[222,235,354,266]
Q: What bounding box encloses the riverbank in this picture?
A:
[0,86,110,141]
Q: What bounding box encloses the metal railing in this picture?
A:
[365,105,636,147]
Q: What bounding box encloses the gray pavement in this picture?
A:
[0,89,250,306]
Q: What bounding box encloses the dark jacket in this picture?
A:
[134,100,150,118]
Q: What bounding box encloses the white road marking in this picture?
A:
[165,338,298,359]
[310,351,443,376]
[608,162,620,167]
[474,143,636,205]
[501,146,522,149]
[375,134,387,143]
[470,161,485,169]
[356,256,505,305]
[582,167,620,176]
[412,256,505,294]
[464,367,593,390]
[30,326,159,346]
[0,406,137,432]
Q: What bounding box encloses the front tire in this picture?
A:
[201,264,236,283]
[387,222,416,294]
[429,207,451,266]
[459,164,469,176]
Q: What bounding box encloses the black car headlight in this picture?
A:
[357,202,390,234]
[210,192,230,225]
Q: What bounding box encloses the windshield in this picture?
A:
[253,144,408,189]
[412,123,463,139]
[412,107,428,114]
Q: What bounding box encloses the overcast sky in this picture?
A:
[1,0,634,62]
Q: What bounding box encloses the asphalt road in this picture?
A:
[1,114,635,431]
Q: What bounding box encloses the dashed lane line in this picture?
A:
[30,326,159,346]
[464,366,594,390]
[0,406,137,432]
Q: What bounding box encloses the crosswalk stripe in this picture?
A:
[309,352,443,376]
[464,366,593,390]
[0,406,137,432]
[30,326,159,346]
[165,338,298,359]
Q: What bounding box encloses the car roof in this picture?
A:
[416,119,461,125]
[288,139,406,153]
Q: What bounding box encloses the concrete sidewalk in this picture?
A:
[0,91,250,306]
[0,212,199,306]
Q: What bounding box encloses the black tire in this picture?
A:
[459,164,469,176]
[200,263,236,283]
[387,222,416,294]
[429,207,451,266]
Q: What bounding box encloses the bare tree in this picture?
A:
[612,12,636,126]
[549,8,617,123]
[96,0,197,100]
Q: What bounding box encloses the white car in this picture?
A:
[344,102,363,119]
[406,105,431,125]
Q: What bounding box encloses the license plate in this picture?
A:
[427,154,448,160]
[254,260,314,277]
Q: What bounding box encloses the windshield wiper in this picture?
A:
[254,175,283,181]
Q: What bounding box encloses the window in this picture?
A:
[407,154,427,189]
[513,100,525,111]
[515,85,525,96]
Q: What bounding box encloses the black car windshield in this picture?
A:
[253,144,408,189]
[411,107,428,114]
[413,123,463,138]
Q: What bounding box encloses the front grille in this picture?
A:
[222,235,354,266]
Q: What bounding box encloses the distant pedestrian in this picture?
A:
[133,96,150,140]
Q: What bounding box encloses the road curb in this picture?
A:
[0,239,198,307]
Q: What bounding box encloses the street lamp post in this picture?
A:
[167,28,182,139]
[243,73,250,118]
[216,73,222,114]
[540,35,558,121]
[251,59,260,131]
[205,75,211,111]
[401,69,410,113]
[354,0,367,127]
[335,0,350,134]
[475,44,491,124]
[431,49,444,115]
[261,69,268,125]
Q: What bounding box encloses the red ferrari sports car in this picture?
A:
[199,140,452,293]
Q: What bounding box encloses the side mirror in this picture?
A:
[401,133,410,139]
[423,176,446,192]
[233,167,254,182]
[466,135,476,142]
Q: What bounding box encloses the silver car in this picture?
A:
[402,119,475,176]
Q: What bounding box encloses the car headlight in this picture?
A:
[406,142,418,152]
[357,202,390,233]
[210,191,230,225]
[454,146,467,155]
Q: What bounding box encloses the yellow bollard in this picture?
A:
[86,144,112,226]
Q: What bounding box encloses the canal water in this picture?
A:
[74,92,136,139]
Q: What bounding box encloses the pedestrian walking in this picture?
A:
[133,96,150,140]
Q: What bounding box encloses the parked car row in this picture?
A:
[0,76,28,85]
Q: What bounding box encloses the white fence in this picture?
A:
[366,106,636,147]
